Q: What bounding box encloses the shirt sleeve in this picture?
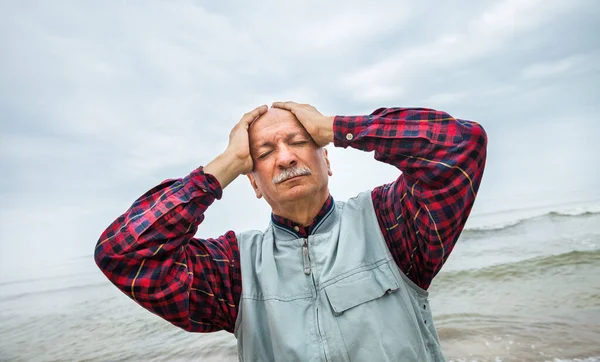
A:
[333,107,487,290]
[94,166,242,333]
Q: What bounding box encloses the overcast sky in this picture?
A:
[1,0,599,281]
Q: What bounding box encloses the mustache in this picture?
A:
[272,166,312,185]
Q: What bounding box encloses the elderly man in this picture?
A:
[95,102,487,361]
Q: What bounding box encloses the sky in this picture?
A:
[1,0,599,281]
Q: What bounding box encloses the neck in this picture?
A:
[272,189,330,226]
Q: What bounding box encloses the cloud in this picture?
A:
[1,0,599,280]
[521,55,587,79]
[342,0,582,103]
[426,91,470,106]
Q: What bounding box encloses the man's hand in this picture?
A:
[272,101,334,147]
[224,105,269,174]
[205,105,268,188]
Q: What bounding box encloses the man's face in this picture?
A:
[247,108,332,209]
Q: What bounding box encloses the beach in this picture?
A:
[1,201,599,362]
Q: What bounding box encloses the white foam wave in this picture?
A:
[465,218,524,232]
[449,357,600,362]
[464,204,600,233]
[550,204,600,216]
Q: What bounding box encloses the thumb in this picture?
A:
[271,101,298,112]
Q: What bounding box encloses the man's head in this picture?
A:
[247,108,332,213]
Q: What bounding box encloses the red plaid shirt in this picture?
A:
[95,107,487,333]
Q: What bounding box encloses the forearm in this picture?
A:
[94,167,241,332]
[335,107,487,288]
[94,104,266,332]
[333,108,485,180]
[94,166,222,258]
[204,152,247,189]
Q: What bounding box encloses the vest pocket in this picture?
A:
[323,262,400,315]
[321,263,426,360]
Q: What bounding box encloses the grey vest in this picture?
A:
[234,191,445,361]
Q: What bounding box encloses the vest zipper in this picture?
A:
[316,306,328,362]
[304,237,327,361]
[302,238,311,275]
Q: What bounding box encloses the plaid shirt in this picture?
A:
[95,107,487,334]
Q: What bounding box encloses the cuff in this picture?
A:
[184,166,223,200]
[332,115,372,148]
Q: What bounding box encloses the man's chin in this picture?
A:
[278,183,313,201]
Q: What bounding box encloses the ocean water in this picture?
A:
[1,201,599,362]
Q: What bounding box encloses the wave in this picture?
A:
[449,358,600,362]
[548,208,600,217]
[0,270,99,287]
[0,281,110,302]
[434,249,600,285]
[463,205,600,234]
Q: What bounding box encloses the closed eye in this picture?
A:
[257,150,272,159]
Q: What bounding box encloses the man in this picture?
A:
[95,102,487,361]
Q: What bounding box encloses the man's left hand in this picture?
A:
[272,101,335,147]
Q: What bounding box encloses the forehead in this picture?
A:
[249,109,308,147]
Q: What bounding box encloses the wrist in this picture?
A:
[317,116,335,146]
[204,152,248,189]
[221,150,249,173]
[324,116,335,143]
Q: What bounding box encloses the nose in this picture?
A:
[276,144,297,169]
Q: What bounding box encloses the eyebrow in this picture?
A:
[253,132,306,150]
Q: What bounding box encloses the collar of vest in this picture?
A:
[270,196,338,241]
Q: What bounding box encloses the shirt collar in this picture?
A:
[271,195,334,238]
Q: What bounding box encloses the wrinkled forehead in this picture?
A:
[249,108,308,146]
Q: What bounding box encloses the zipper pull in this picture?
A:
[302,238,311,275]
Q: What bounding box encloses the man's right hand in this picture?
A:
[205,105,268,188]
[224,105,268,175]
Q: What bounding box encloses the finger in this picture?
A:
[299,103,317,110]
[241,105,268,124]
[271,101,297,110]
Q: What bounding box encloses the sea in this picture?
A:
[1,200,599,362]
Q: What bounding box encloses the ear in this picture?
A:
[323,148,333,176]
[247,173,263,199]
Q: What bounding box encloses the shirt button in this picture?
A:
[346,133,354,141]
[293,226,300,232]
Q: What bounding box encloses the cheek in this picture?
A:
[253,164,273,186]
[308,153,328,172]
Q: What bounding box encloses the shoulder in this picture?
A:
[237,227,268,239]
[341,190,375,210]
[236,227,269,249]
[336,190,379,227]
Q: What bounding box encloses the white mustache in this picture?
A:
[272,167,312,185]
